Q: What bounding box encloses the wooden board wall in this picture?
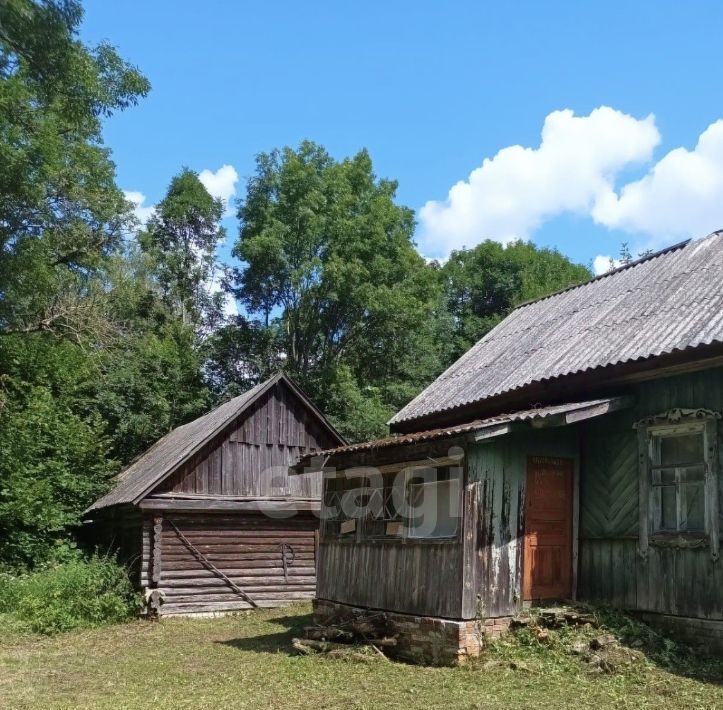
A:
[157,381,338,499]
[465,429,580,619]
[141,512,318,616]
[316,541,465,619]
[578,366,723,621]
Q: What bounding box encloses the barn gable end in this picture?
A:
[155,379,337,499]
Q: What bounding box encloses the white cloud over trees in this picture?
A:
[418,107,723,261]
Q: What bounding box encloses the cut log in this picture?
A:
[302,626,354,642]
[291,638,354,654]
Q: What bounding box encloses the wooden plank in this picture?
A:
[140,499,320,512]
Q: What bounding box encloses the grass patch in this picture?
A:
[0,604,720,710]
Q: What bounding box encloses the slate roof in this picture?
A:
[391,231,723,428]
[86,373,344,513]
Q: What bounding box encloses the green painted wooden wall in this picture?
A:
[465,428,579,618]
[578,366,723,620]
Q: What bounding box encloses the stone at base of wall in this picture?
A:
[637,612,723,655]
[313,599,512,666]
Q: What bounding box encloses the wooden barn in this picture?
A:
[85,372,344,616]
[297,232,723,664]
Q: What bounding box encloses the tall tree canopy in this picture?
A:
[0,0,153,568]
[0,0,149,341]
[229,141,446,440]
[140,169,225,329]
[441,240,592,361]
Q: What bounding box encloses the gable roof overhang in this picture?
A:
[85,372,345,514]
[294,395,634,474]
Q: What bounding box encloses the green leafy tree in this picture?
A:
[442,240,591,361]
[230,141,445,439]
[0,336,116,568]
[204,315,282,398]
[0,1,154,568]
[140,169,225,329]
[0,0,150,341]
[89,245,212,463]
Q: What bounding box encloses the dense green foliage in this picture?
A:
[227,142,449,440]
[0,1,209,568]
[0,0,592,570]
[0,554,138,634]
[140,168,226,328]
[441,240,591,361]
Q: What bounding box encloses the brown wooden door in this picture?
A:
[523,456,573,601]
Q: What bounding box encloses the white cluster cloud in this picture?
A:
[418,107,660,257]
[418,107,723,259]
[199,164,239,215]
[124,190,155,225]
[592,119,723,239]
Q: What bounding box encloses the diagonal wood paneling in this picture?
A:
[581,430,638,537]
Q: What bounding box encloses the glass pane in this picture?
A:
[683,483,705,531]
[660,433,704,466]
[660,486,677,531]
[407,478,460,538]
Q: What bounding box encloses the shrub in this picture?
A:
[0,554,139,634]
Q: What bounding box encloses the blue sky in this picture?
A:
[81,1,723,274]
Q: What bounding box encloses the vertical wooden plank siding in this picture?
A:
[465,428,580,619]
[157,382,337,498]
[316,541,465,619]
[578,367,723,621]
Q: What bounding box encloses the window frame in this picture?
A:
[648,422,706,534]
[321,459,465,545]
[636,409,720,560]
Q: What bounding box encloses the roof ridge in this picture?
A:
[513,237,698,311]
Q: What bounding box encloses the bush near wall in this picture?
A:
[0,554,139,635]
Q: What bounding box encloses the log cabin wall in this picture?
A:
[464,429,580,619]
[578,367,723,620]
[157,381,336,498]
[139,511,318,615]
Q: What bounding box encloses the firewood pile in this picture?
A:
[292,613,398,661]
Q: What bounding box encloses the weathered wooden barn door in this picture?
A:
[523,456,573,601]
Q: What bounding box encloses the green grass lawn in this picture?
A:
[0,604,721,710]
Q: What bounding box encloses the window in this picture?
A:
[322,475,370,538]
[636,409,720,559]
[321,464,463,542]
[649,426,706,532]
[406,467,461,539]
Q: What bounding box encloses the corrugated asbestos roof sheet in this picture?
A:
[87,373,343,513]
[301,398,628,461]
[390,231,723,427]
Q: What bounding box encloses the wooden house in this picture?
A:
[296,233,723,664]
[85,372,344,616]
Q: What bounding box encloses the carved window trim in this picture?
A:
[635,409,720,560]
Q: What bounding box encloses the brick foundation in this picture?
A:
[313,599,512,666]
[638,612,723,655]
